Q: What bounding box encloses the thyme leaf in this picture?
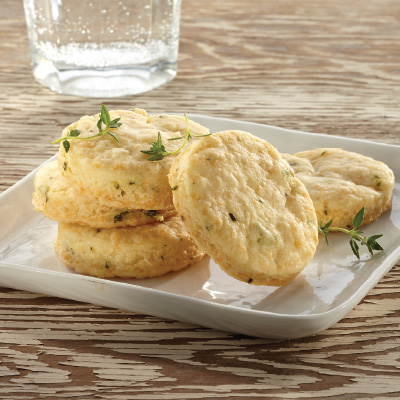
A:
[141,131,168,161]
[52,105,121,153]
[318,207,384,259]
[141,114,211,161]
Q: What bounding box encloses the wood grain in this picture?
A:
[1,0,400,398]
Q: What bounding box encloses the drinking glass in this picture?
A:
[23,0,182,97]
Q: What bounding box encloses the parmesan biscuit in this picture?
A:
[168,130,318,287]
[282,148,394,229]
[57,109,210,210]
[33,161,176,228]
[55,216,205,279]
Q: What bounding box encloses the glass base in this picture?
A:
[32,62,177,98]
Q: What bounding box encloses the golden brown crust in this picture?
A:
[33,161,176,228]
[55,216,205,279]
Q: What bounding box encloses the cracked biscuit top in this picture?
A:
[282,148,394,229]
[57,108,210,210]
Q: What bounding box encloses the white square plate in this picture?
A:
[1,115,399,339]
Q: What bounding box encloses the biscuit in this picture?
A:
[33,161,176,228]
[55,216,205,279]
[168,130,318,286]
[57,109,210,210]
[282,148,394,229]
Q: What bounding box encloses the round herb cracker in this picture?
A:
[169,130,319,286]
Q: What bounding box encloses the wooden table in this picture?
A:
[1,0,400,398]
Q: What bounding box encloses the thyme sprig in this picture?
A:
[141,114,211,161]
[52,105,121,153]
[319,207,383,259]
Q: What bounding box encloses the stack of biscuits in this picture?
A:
[33,107,395,287]
[33,108,208,279]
